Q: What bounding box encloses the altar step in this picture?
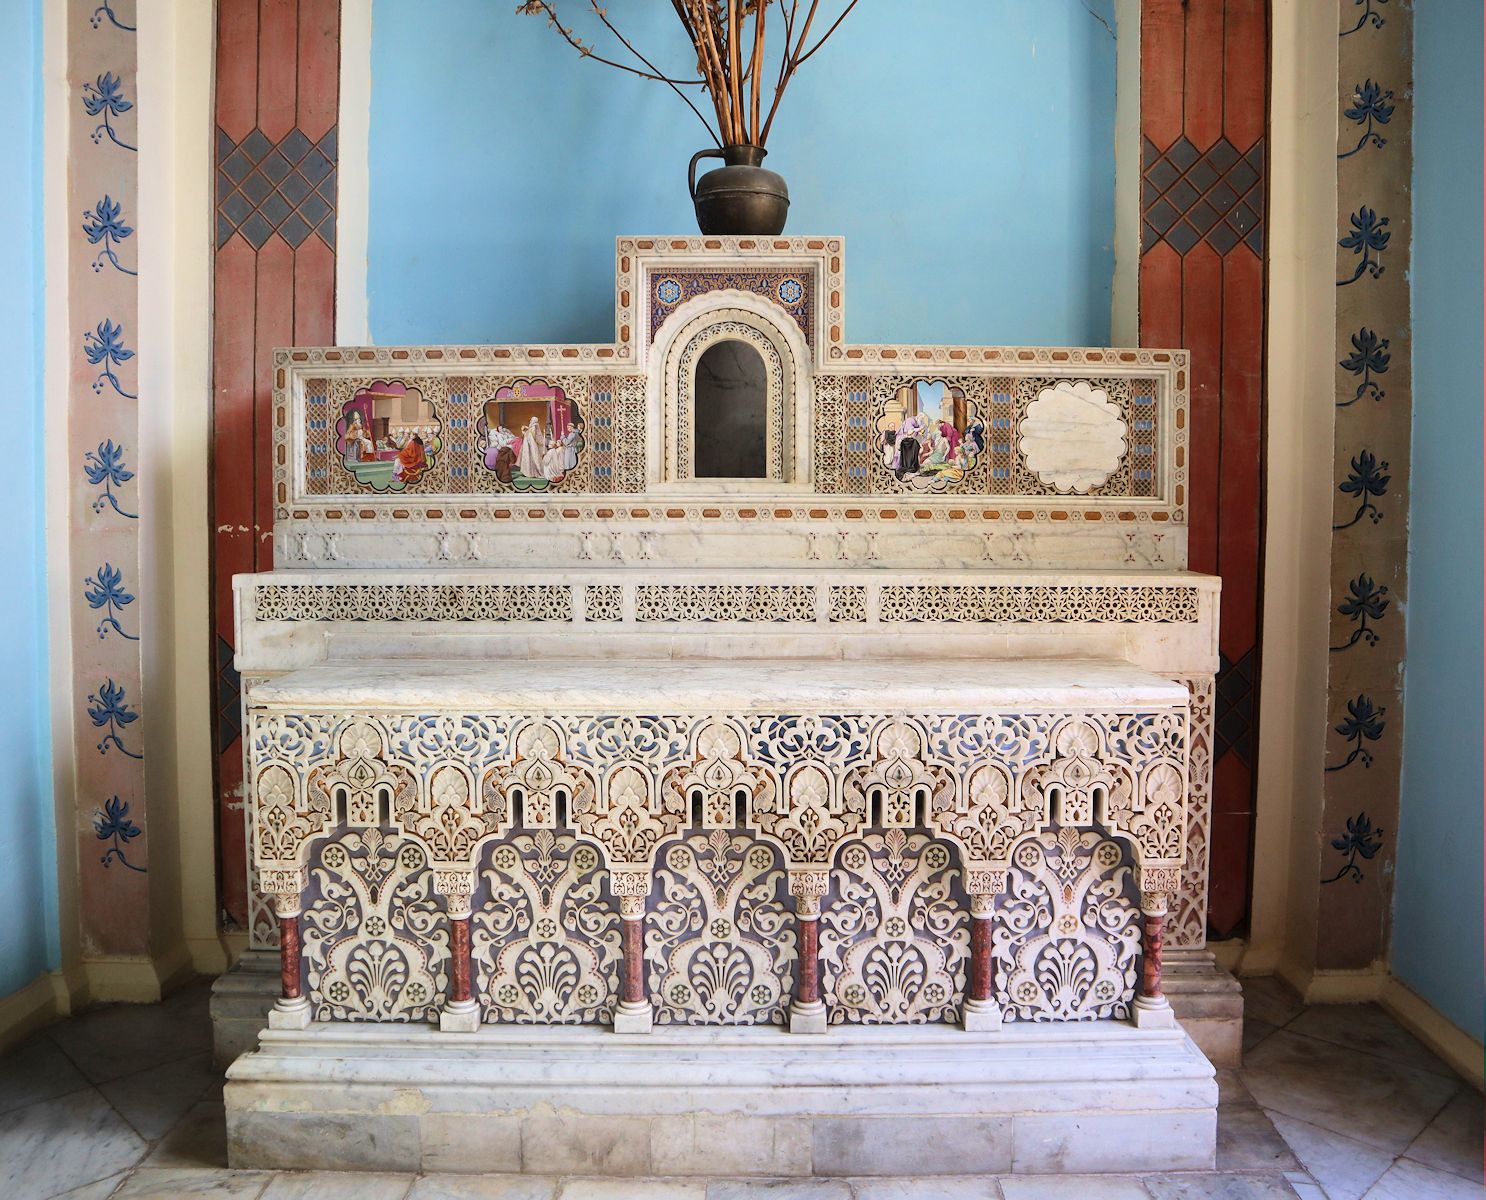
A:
[225,1021,1217,1177]
[211,949,1247,1070]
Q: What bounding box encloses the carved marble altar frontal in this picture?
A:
[247,659,1189,1029]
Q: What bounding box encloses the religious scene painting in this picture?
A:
[336,381,440,492]
[877,379,984,491]
[478,379,585,490]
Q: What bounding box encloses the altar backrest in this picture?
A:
[273,238,1190,572]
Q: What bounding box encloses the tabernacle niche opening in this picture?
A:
[694,339,767,479]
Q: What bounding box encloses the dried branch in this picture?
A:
[519,0,858,149]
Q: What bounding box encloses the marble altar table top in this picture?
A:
[250,656,1189,712]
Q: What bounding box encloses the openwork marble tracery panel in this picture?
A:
[471,829,622,1024]
[247,578,1205,627]
[994,826,1141,1022]
[300,827,450,1023]
[251,701,1191,1014]
[646,830,796,1026]
[819,831,970,1024]
[1169,676,1214,948]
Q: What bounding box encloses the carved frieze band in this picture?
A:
[249,581,1202,626]
[249,707,1189,895]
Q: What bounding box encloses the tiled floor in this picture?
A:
[0,977,1480,1199]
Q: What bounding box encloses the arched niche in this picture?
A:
[693,340,769,478]
[648,294,813,489]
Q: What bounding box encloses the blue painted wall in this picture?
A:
[1394,1,1485,1041]
[0,0,56,998]
[367,1,1117,347]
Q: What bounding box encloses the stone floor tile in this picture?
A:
[557,1182,706,1200]
[852,1180,1001,1200]
[112,1167,271,1198]
[98,1051,220,1140]
[1361,1157,1486,1199]
[1263,1110,1396,1200]
[407,1177,557,1200]
[1243,1019,1278,1056]
[1241,1029,1461,1153]
[1284,1182,1326,1200]
[1286,1004,1467,1082]
[0,1088,147,1200]
[1403,1088,1486,1184]
[1217,1107,1299,1172]
[48,1000,214,1085]
[1000,1175,1147,1198]
[706,1183,853,1200]
[259,1170,416,1198]
[1217,1069,1256,1107]
[1144,1173,1301,1199]
[55,1172,131,1199]
[1241,977,1305,1029]
[142,1099,228,1169]
[0,1033,91,1116]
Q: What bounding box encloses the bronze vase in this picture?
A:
[688,145,790,236]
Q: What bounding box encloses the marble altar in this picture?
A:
[222,237,1228,1176]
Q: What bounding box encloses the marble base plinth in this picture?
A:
[209,950,1247,1071]
[209,951,279,1069]
[1163,949,1244,1068]
[225,1022,1217,1177]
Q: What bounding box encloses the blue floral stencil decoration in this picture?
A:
[1324,694,1386,773]
[1321,812,1384,884]
[82,195,137,276]
[88,678,143,760]
[1331,573,1389,651]
[1339,80,1394,159]
[82,72,136,152]
[1338,327,1389,406]
[94,795,146,872]
[84,562,138,641]
[84,440,137,518]
[84,319,137,399]
[1337,206,1390,285]
[1334,450,1389,529]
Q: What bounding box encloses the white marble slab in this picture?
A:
[249,656,1190,712]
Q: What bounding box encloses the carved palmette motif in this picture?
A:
[645,830,796,1025]
[819,831,970,1024]
[993,827,1141,1022]
[471,830,622,1024]
[300,828,450,1022]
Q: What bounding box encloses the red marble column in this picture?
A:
[1140,909,1166,1001]
[621,916,645,1006]
[968,913,993,1004]
[450,915,472,1004]
[796,915,820,1006]
[788,871,828,1033]
[438,883,481,1032]
[267,877,312,1029]
[278,913,302,1000]
[612,873,653,1032]
[962,887,1002,1031]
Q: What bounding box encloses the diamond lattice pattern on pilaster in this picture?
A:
[1141,136,1264,257]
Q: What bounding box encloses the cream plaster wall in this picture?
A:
[137,0,222,981]
[41,0,84,1017]
[336,0,371,346]
[1245,0,1340,991]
